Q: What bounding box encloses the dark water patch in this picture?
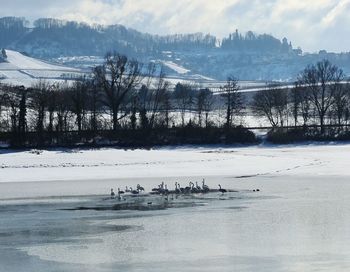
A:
[0,222,139,248]
[0,232,13,237]
[201,150,237,154]
[59,194,213,213]
[226,206,248,210]
[63,199,207,212]
[0,247,97,272]
[235,174,259,178]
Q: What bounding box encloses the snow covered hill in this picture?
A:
[0,50,83,87]
[0,49,288,92]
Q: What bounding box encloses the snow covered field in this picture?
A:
[0,143,349,184]
[162,60,191,74]
[0,50,82,87]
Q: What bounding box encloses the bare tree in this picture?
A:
[196,88,213,127]
[0,85,12,131]
[174,83,195,127]
[298,60,344,134]
[253,86,288,127]
[0,85,27,138]
[137,85,149,129]
[137,68,169,129]
[46,83,59,134]
[160,89,172,128]
[129,94,138,130]
[0,88,4,131]
[221,76,243,128]
[298,86,311,127]
[331,82,349,126]
[144,67,170,129]
[7,89,19,133]
[70,79,89,132]
[29,80,52,145]
[93,52,143,130]
[290,84,300,127]
[55,88,71,133]
[88,79,102,132]
[17,85,28,144]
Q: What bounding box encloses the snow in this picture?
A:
[1,143,349,183]
[0,70,36,87]
[192,74,215,81]
[0,50,292,91]
[0,50,81,87]
[162,61,191,74]
[3,50,77,71]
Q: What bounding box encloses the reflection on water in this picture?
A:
[1,176,350,272]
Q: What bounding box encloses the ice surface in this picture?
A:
[1,144,350,271]
[0,176,350,272]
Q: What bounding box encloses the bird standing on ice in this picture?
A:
[110,188,116,198]
[218,184,227,194]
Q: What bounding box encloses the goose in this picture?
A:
[130,187,139,195]
[190,182,200,194]
[137,184,145,192]
[218,184,227,194]
[163,184,169,195]
[110,188,116,198]
[183,182,192,194]
[202,179,210,193]
[151,186,159,192]
[151,184,161,194]
[178,183,186,194]
[117,188,125,200]
[162,184,170,201]
[156,183,165,195]
[195,182,202,191]
[174,182,181,194]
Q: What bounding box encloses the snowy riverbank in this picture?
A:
[1,143,350,183]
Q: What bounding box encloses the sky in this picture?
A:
[0,0,349,53]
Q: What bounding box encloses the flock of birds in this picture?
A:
[109,179,260,200]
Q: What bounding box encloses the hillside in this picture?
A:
[1,17,350,81]
[0,49,82,87]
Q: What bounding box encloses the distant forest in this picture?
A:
[2,16,350,80]
[0,17,295,57]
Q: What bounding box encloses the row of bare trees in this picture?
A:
[0,56,348,146]
[253,60,349,134]
[0,52,247,146]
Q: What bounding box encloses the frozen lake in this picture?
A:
[1,174,350,272]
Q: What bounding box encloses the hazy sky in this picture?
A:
[1,0,349,52]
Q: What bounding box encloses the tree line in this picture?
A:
[221,29,294,54]
[0,54,349,147]
[253,60,350,142]
[0,52,254,147]
[0,16,299,57]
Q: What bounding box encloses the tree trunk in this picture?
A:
[320,114,325,135]
[226,106,231,129]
